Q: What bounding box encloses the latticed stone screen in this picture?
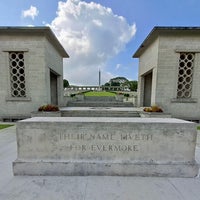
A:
[9,52,26,97]
[177,52,194,99]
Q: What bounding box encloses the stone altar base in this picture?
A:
[13,117,199,177]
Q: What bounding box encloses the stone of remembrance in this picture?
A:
[13,117,199,177]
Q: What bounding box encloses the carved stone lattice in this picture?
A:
[9,52,26,97]
[177,53,194,98]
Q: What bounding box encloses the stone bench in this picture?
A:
[13,117,199,177]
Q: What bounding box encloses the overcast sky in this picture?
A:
[1,0,200,85]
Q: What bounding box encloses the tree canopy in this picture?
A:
[63,79,69,88]
[104,77,137,91]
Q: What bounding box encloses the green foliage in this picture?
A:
[128,80,138,91]
[38,104,59,112]
[122,80,137,91]
[63,79,69,88]
[104,82,110,86]
[124,93,130,97]
[0,124,14,130]
[110,77,128,82]
[111,82,120,87]
[109,77,128,86]
[104,77,138,91]
[70,94,76,97]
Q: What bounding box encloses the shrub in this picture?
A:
[70,94,76,97]
[117,92,124,95]
[38,104,59,112]
[143,107,153,112]
[124,93,130,97]
[143,105,163,112]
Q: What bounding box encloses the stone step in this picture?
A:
[67,101,133,107]
[84,96,117,102]
[61,109,140,118]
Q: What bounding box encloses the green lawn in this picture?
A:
[197,126,200,130]
[84,91,116,97]
[0,124,14,130]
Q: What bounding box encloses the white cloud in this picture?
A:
[93,19,102,27]
[116,64,121,70]
[22,6,39,20]
[50,0,136,85]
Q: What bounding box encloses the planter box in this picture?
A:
[31,111,61,117]
[140,112,171,118]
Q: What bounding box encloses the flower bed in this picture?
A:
[31,104,61,117]
[141,105,171,118]
[143,105,163,112]
[38,104,59,112]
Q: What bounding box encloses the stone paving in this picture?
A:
[0,124,200,200]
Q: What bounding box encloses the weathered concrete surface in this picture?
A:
[0,125,200,200]
[0,27,68,120]
[60,107,140,117]
[13,117,199,177]
[134,27,200,121]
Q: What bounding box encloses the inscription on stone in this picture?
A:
[58,132,153,153]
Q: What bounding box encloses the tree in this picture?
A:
[122,80,137,91]
[111,82,120,87]
[110,77,128,85]
[103,77,138,91]
[128,80,138,91]
[104,82,110,86]
[63,79,69,88]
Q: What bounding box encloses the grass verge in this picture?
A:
[84,91,116,97]
[0,124,14,130]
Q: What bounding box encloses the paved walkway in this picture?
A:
[0,124,200,200]
[60,107,143,111]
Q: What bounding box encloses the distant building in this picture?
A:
[0,27,69,120]
[133,27,200,121]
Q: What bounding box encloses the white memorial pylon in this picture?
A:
[98,68,101,91]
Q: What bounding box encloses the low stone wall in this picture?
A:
[31,111,61,117]
[13,117,199,177]
[140,112,171,118]
[84,96,116,102]
[197,130,200,147]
